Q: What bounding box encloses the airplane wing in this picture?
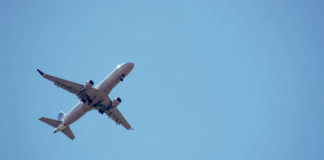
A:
[106,108,132,130]
[94,97,132,130]
[36,69,98,98]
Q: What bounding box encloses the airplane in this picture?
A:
[37,62,134,140]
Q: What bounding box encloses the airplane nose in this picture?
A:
[127,62,134,70]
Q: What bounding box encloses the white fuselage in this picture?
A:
[55,63,134,132]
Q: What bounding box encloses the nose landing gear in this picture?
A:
[120,74,125,81]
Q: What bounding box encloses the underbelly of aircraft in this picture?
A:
[65,104,92,126]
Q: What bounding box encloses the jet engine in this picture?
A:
[84,80,94,90]
[111,97,121,108]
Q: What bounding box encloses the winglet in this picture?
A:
[37,69,44,76]
[129,128,134,130]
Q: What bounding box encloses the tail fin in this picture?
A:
[61,126,75,140]
[58,111,66,121]
[39,116,75,140]
[39,117,61,128]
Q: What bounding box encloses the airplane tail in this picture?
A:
[39,112,75,140]
[39,117,61,128]
[61,126,75,140]
[58,111,66,121]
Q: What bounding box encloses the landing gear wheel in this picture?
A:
[120,74,125,81]
[98,110,105,114]
[88,99,92,105]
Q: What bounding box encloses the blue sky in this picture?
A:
[1,0,324,159]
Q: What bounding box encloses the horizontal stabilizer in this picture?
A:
[39,117,61,128]
[61,126,75,140]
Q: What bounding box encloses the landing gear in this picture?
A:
[95,102,114,115]
[88,99,92,105]
[81,98,86,103]
[79,89,92,105]
[99,110,105,114]
[81,96,92,105]
[120,74,125,81]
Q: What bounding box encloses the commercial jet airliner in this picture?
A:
[37,62,134,140]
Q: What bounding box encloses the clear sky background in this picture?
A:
[1,0,324,160]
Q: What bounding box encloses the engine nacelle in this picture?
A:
[111,97,121,108]
[84,80,94,90]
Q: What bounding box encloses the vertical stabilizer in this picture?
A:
[58,111,66,121]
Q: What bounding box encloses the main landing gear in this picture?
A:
[97,102,113,115]
[79,89,92,105]
[98,109,105,114]
[81,98,92,105]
